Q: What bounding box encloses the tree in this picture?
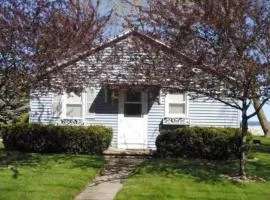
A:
[253,98,270,136]
[0,0,112,89]
[124,0,270,178]
[0,73,28,124]
[0,0,111,123]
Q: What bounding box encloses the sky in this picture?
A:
[248,104,270,122]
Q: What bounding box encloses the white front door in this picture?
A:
[118,91,148,149]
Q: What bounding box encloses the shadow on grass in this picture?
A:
[251,142,270,154]
[133,158,239,184]
[247,160,270,181]
[247,137,270,181]
[132,138,270,184]
[0,146,104,179]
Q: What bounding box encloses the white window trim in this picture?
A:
[85,88,95,119]
[52,93,62,118]
[165,92,188,118]
[59,88,96,120]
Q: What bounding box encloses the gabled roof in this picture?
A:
[92,29,195,63]
[44,30,194,78]
[94,29,171,52]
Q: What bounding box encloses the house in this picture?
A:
[30,30,241,150]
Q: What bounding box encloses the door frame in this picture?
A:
[117,90,148,149]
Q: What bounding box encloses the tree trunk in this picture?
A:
[253,98,270,137]
[239,102,248,179]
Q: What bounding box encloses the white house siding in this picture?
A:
[145,95,240,149]
[30,92,54,124]
[189,97,240,128]
[30,91,241,150]
[30,88,119,147]
[29,89,166,149]
[30,88,165,149]
[147,94,165,149]
[84,88,118,147]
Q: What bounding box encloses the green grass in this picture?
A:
[115,136,270,200]
[0,142,104,200]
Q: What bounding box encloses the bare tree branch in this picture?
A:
[247,98,269,119]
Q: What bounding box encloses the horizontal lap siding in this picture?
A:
[30,92,53,124]
[30,89,118,147]
[146,95,241,149]
[147,95,165,149]
[189,98,240,128]
[30,92,241,150]
[84,88,118,147]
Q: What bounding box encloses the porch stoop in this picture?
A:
[103,147,154,156]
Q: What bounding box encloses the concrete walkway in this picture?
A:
[75,180,123,200]
[75,155,147,200]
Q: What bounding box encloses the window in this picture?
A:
[124,91,142,117]
[124,103,142,116]
[66,104,82,118]
[52,88,96,119]
[66,93,82,118]
[165,92,186,117]
[169,103,185,114]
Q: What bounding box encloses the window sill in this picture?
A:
[63,118,84,120]
[165,115,187,118]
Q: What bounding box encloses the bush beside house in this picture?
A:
[156,127,251,160]
[1,124,113,154]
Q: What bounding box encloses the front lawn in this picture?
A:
[115,137,270,200]
[0,142,104,200]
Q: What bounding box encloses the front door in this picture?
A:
[118,91,148,149]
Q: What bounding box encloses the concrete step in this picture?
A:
[103,147,154,156]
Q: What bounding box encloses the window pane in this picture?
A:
[66,104,82,118]
[126,91,141,102]
[168,93,185,102]
[169,103,185,114]
[67,93,82,104]
[124,103,142,116]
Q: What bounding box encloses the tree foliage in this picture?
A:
[0,0,111,123]
[0,0,111,91]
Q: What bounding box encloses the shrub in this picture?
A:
[2,124,113,154]
[15,113,29,124]
[155,127,252,160]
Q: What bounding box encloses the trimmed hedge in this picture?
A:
[156,127,251,160]
[1,124,113,154]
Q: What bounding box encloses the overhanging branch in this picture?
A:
[247,98,269,119]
